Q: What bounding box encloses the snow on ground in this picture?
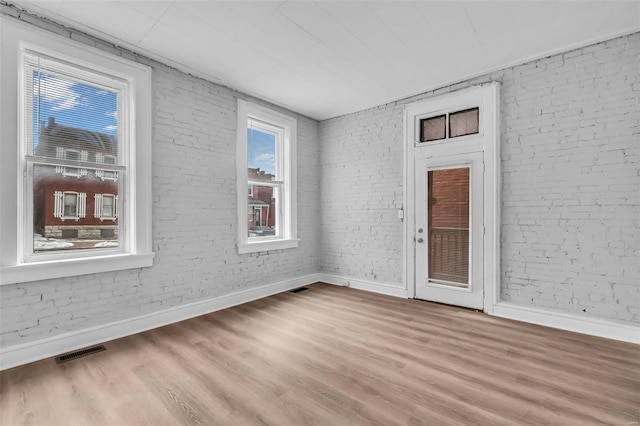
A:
[94,241,118,248]
[34,234,74,250]
[34,234,118,250]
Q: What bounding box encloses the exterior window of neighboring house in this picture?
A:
[53,191,86,220]
[236,100,298,254]
[0,17,153,285]
[55,147,89,176]
[94,194,118,220]
[96,153,117,180]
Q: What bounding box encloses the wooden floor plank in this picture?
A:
[1,283,638,425]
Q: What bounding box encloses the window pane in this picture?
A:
[33,164,119,252]
[420,115,446,142]
[449,107,479,138]
[63,193,77,216]
[102,196,115,218]
[27,65,119,164]
[247,127,276,182]
[248,185,278,238]
[427,167,470,287]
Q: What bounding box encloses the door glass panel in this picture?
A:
[427,167,470,287]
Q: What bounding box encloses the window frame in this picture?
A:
[236,100,298,254]
[95,193,118,221]
[62,149,81,177]
[0,17,154,285]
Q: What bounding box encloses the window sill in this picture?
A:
[0,252,155,285]
[238,239,299,254]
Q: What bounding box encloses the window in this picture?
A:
[97,153,117,180]
[420,115,446,142]
[53,191,86,220]
[236,100,298,253]
[0,17,154,285]
[419,107,480,143]
[449,108,479,138]
[95,194,118,220]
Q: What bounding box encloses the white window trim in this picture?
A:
[0,17,154,285]
[236,100,298,254]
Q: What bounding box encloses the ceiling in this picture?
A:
[8,1,640,120]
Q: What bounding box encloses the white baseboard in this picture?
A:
[318,273,408,298]
[319,273,638,344]
[0,273,322,371]
[4,274,635,371]
[490,302,640,344]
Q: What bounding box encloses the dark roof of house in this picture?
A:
[35,117,116,156]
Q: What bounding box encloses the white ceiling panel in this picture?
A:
[144,6,281,85]
[367,1,454,82]
[557,1,640,46]
[173,1,318,64]
[60,1,158,44]
[277,1,404,93]
[510,1,560,56]
[6,0,640,120]
[463,2,521,68]
[413,1,488,70]
[317,1,433,90]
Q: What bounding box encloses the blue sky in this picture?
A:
[247,128,276,175]
[33,71,117,146]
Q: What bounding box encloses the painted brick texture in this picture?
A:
[0,11,321,347]
[0,7,637,351]
[320,33,639,324]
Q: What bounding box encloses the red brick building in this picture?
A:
[34,118,119,240]
[248,167,276,236]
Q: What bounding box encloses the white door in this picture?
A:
[415,152,484,309]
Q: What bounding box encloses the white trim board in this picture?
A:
[0,273,323,371]
[318,273,408,299]
[490,302,640,345]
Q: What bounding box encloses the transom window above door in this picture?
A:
[420,107,479,143]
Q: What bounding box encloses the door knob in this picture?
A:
[417,238,424,243]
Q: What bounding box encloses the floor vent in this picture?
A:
[290,287,309,293]
[55,345,106,364]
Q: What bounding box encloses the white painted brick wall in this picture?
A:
[320,33,639,324]
[0,9,320,347]
[0,7,637,349]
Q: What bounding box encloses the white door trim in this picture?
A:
[403,83,500,313]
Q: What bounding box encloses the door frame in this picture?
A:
[402,83,500,313]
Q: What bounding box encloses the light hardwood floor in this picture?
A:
[1,283,639,425]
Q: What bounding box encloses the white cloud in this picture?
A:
[103,125,117,131]
[35,74,80,111]
[106,111,117,119]
[254,153,275,165]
